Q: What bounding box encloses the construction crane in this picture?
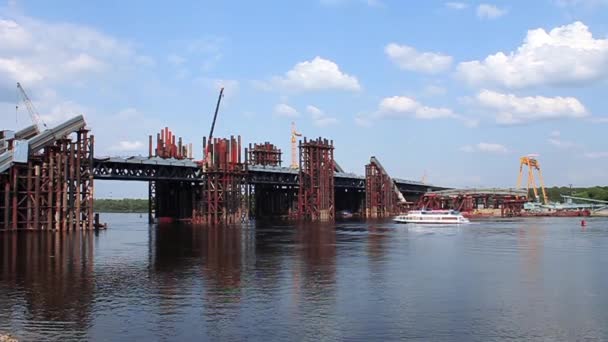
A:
[421,170,428,184]
[16,82,47,130]
[290,121,302,169]
[517,154,548,204]
[203,87,224,165]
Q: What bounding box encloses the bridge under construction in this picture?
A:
[0,115,444,230]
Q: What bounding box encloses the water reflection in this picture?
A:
[1,216,608,341]
[0,232,95,340]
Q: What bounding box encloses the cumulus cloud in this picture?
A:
[271,57,361,92]
[476,4,507,19]
[357,95,476,127]
[445,2,468,9]
[457,21,608,88]
[385,43,452,74]
[307,105,339,127]
[475,89,588,124]
[460,142,509,154]
[377,96,456,119]
[274,103,299,118]
[0,16,148,94]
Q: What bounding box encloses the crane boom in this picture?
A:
[208,87,224,143]
[16,82,47,130]
[203,87,224,166]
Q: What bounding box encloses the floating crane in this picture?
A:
[290,121,302,169]
[16,82,47,131]
[517,154,548,204]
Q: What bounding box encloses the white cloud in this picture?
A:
[354,116,372,127]
[385,43,452,74]
[446,2,468,9]
[39,100,89,125]
[584,151,608,158]
[0,14,152,102]
[377,96,456,119]
[590,117,608,123]
[272,57,361,92]
[193,78,240,99]
[307,105,339,127]
[274,103,299,118]
[361,95,476,127]
[547,130,577,148]
[460,142,509,154]
[476,4,507,19]
[110,140,144,152]
[475,89,588,124]
[457,21,608,88]
[64,53,105,73]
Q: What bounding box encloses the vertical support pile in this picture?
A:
[297,137,334,222]
[194,135,248,225]
[364,161,395,218]
[150,127,192,160]
[0,129,94,230]
[147,128,195,223]
[246,142,282,167]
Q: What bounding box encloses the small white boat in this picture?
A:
[393,210,470,224]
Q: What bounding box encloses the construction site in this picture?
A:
[0,85,603,231]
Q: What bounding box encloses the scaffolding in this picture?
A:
[364,160,396,218]
[0,129,94,230]
[193,136,248,225]
[147,127,195,224]
[246,142,282,167]
[297,137,334,221]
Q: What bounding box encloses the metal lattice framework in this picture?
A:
[246,142,282,167]
[297,137,334,221]
[0,129,94,230]
[193,136,249,225]
[365,161,395,218]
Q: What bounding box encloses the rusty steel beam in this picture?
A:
[297,137,335,222]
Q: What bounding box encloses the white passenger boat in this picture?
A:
[393,210,470,224]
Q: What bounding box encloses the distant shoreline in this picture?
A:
[94,199,148,213]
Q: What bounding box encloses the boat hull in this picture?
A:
[393,219,469,224]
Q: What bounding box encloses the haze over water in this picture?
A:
[1,214,608,341]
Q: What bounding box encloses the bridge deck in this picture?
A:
[93,156,443,193]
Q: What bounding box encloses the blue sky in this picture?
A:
[1,0,607,198]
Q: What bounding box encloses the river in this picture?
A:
[1,214,607,341]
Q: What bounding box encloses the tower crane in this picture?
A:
[516,154,548,204]
[290,121,302,169]
[16,82,47,130]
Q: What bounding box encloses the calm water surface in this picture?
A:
[1,214,608,341]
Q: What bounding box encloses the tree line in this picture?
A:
[94,199,148,213]
[544,186,608,202]
[93,186,608,212]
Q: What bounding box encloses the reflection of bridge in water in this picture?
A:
[1,116,445,230]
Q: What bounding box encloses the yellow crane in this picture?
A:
[517,154,548,204]
[290,121,302,169]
